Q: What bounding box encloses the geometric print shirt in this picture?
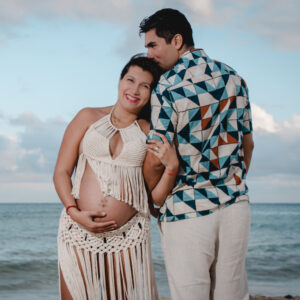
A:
[148,49,253,222]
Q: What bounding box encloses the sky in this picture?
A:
[0,0,299,203]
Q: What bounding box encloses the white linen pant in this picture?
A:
[160,200,250,300]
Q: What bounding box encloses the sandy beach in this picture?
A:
[249,297,300,300]
[160,297,300,300]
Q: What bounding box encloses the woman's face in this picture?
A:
[118,65,153,114]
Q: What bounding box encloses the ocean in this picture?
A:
[0,203,299,299]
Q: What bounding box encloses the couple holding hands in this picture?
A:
[54,8,254,300]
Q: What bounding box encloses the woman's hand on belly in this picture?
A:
[78,164,138,228]
[78,196,138,228]
[69,209,118,233]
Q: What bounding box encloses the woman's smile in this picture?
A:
[125,93,140,103]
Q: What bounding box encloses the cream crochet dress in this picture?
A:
[57,111,158,300]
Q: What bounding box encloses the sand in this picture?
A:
[250,297,300,300]
[160,296,300,300]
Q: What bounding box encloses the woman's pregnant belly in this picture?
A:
[76,163,137,228]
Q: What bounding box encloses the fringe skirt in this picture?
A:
[57,209,158,300]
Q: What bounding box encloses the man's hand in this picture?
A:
[69,209,117,233]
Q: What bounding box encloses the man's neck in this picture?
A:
[178,45,194,57]
[165,45,196,72]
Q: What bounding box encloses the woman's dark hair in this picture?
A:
[120,54,162,121]
[139,8,194,47]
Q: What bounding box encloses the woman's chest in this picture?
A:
[82,126,147,165]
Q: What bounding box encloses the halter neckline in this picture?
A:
[108,107,137,131]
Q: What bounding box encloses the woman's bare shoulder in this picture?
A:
[74,106,113,127]
[137,119,150,136]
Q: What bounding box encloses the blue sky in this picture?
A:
[0,0,299,203]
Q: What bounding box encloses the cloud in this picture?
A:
[252,103,280,134]
[0,111,68,202]
[281,115,300,142]
[270,176,299,188]
[250,103,300,178]
[252,102,300,137]
[1,0,299,50]
[0,133,19,172]
[0,0,215,25]
[250,132,300,177]
[245,102,300,200]
[1,106,300,203]
[115,0,216,57]
[0,112,67,180]
[0,0,135,45]
[192,0,300,50]
[244,0,300,50]
[0,0,133,25]
[0,181,58,202]
[247,174,300,203]
[179,0,300,50]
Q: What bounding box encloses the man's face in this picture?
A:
[145,29,180,71]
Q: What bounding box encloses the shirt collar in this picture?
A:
[162,48,208,81]
[181,48,208,60]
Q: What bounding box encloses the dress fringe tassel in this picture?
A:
[57,209,158,300]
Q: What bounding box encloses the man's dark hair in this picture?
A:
[120,54,162,121]
[139,8,194,47]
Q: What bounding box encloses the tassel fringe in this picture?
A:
[58,210,158,300]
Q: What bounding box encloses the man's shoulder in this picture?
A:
[208,58,246,82]
[154,49,248,99]
[156,61,191,92]
[188,56,247,91]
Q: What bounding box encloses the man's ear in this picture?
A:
[172,34,183,50]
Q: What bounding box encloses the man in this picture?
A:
[140,8,254,300]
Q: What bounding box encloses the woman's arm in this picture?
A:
[145,132,179,207]
[53,108,117,232]
[143,152,165,192]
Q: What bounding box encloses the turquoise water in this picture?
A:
[0,203,299,299]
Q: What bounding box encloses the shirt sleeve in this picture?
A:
[147,83,178,145]
[240,78,253,134]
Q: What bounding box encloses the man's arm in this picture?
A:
[242,132,254,173]
[239,77,253,173]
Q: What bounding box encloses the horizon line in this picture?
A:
[0,202,299,205]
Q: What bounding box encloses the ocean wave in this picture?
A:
[0,259,57,273]
[0,259,58,291]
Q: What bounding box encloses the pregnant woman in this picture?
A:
[53,55,179,300]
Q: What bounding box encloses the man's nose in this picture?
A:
[147,50,154,59]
